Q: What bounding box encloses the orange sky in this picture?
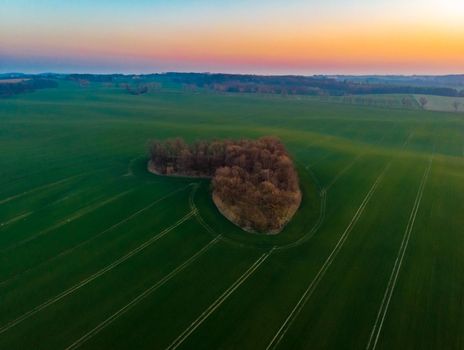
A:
[1,0,463,74]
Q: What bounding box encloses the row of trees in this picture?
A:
[337,95,418,109]
[337,95,463,112]
[149,137,301,233]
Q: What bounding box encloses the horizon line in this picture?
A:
[2,71,464,78]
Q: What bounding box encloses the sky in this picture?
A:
[1,0,463,75]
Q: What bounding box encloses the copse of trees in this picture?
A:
[149,137,302,234]
[121,82,161,95]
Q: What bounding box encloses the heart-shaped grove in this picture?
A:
[148,137,302,234]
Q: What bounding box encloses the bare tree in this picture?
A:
[419,96,428,109]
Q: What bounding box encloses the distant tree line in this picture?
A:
[149,137,301,233]
[67,74,123,83]
[162,73,464,97]
[4,73,464,99]
[331,74,464,88]
[0,79,58,97]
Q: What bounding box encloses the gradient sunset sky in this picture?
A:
[1,0,463,74]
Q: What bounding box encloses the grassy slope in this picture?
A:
[0,82,462,349]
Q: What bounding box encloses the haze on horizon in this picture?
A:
[1,0,463,75]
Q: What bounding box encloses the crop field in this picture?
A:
[1,83,463,349]
[414,94,464,113]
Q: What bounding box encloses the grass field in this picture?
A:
[1,82,463,349]
[414,94,464,113]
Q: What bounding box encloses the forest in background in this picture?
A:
[2,72,463,98]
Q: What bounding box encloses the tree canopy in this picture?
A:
[149,137,301,234]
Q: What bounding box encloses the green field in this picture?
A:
[1,82,463,349]
[414,94,464,113]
